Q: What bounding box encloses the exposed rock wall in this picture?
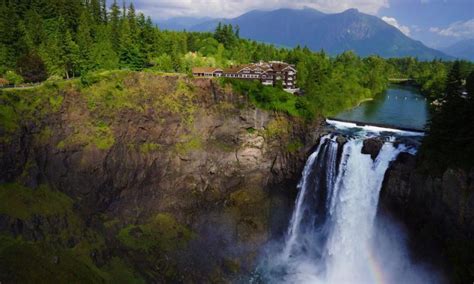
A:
[379,153,474,283]
[0,73,323,282]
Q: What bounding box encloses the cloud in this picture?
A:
[382,16,411,36]
[411,25,422,32]
[127,0,389,20]
[429,19,474,38]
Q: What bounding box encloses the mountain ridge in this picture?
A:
[160,8,451,60]
[441,38,474,61]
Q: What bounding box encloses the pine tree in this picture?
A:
[40,17,79,78]
[466,71,474,98]
[21,9,45,50]
[119,16,144,70]
[445,61,463,97]
[63,31,80,78]
[138,14,155,60]
[90,0,101,25]
[0,1,22,69]
[235,25,240,38]
[127,2,137,39]
[77,11,94,73]
[91,26,119,70]
[100,0,107,23]
[110,0,121,50]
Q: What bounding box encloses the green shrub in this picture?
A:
[175,135,202,155]
[287,140,304,153]
[80,72,101,87]
[139,142,161,154]
[5,71,23,86]
[220,78,312,119]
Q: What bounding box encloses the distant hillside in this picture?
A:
[186,8,451,60]
[441,38,474,61]
[156,16,216,31]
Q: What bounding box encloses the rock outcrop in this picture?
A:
[379,153,474,283]
[0,72,323,282]
[361,137,384,160]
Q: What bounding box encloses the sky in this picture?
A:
[122,0,474,48]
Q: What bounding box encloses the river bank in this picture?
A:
[335,84,429,131]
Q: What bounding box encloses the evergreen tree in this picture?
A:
[119,17,144,70]
[91,26,119,70]
[445,60,463,97]
[90,0,102,25]
[39,17,79,78]
[110,0,121,50]
[466,71,474,97]
[63,30,80,78]
[100,0,107,23]
[235,25,240,38]
[20,9,45,50]
[127,2,137,39]
[0,1,22,70]
[138,14,155,60]
[76,11,94,73]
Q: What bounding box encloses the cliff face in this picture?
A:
[0,72,322,282]
[380,153,474,283]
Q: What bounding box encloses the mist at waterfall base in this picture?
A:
[253,126,444,284]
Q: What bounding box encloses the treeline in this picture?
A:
[421,61,474,172]
[386,58,474,99]
[0,0,289,81]
[0,0,391,116]
[291,48,389,115]
[3,0,471,118]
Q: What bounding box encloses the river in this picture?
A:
[335,84,429,130]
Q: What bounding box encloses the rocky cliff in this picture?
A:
[380,153,474,283]
[0,71,322,282]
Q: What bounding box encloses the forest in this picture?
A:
[0,0,473,118]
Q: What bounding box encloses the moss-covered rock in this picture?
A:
[118,213,194,253]
[0,183,72,220]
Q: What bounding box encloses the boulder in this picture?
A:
[361,138,384,160]
[336,135,347,147]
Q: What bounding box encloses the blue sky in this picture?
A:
[379,0,474,47]
[122,0,474,48]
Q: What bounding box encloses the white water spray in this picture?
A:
[256,130,443,284]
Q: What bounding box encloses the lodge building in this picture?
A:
[192,61,298,93]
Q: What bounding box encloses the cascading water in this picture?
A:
[255,122,442,284]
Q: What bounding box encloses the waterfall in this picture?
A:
[255,128,442,284]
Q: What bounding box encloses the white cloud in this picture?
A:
[429,19,474,38]
[382,16,411,36]
[130,0,389,19]
[411,25,422,32]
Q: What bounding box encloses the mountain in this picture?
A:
[441,38,474,61]
[156,16,216,31]
[188,8,451,60]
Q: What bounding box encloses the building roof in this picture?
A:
[271,63,295,72]
[224,64,252,73]
[192,67,222,73]
[0,78,9,85]
[196,62,296,75]
[224,62,296,73]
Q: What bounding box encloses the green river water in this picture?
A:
[335,84,429,130]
